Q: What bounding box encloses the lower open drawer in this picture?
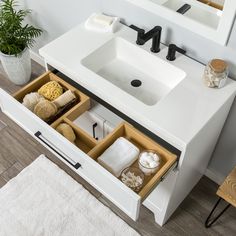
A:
[0,71,177,221]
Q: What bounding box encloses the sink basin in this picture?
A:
[81,37,186,106]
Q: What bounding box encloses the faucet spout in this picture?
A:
[130,25,162,53]
[150,26,162,53]
[140,26,161,43]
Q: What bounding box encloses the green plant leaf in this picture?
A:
[0,0,43,56]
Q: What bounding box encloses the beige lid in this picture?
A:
[210,59,228,73]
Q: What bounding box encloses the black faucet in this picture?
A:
[166,44,186,61]
[130,25,162,53]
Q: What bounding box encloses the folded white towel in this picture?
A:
[98,137,140,177]
[85,13,120,33]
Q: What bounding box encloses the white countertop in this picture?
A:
[39,23,236,150]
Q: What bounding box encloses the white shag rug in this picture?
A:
[0,155,140,236]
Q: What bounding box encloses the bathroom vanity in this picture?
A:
[0,22,236,226]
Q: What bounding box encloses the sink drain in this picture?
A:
[131,79,142,87]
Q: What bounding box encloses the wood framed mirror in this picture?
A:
[125,0,236,45]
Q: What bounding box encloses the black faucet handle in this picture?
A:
[166,44,186,61]
[130,24,145,34]
[130,24,145,45]
[174,44,186,54]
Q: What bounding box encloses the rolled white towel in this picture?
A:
[85,13,120,33]
[98,137,140,177]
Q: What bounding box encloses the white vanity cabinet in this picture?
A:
[1,22,236,226]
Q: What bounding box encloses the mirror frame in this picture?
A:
[126,0,236,45]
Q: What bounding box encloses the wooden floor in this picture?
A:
[0,62,236,236]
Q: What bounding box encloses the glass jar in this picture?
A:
[203,59,229,88]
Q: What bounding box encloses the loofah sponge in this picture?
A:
[53,90,76,108]
[38,81,63,101]
[56,123,76,143]
[34,100,58,120]
[22,92,45,111]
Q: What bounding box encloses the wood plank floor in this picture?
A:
[0,61,236,236]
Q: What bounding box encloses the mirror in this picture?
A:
[126,0,236,45]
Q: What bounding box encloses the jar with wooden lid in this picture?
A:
[203,59,229,88]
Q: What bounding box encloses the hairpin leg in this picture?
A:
[205,197,231,228]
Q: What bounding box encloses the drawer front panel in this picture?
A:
[0,88,82,167]
[72,149,141,220]
[34,129,141,220]
[0,88,141,220]
[0,88,42,135]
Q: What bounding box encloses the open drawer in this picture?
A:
[0,71,177,221]
[88,122,177,199]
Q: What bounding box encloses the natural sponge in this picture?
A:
[34,100,58,120]
[56,123,76,143]
[38,81,63,101]
[22,92,44,111]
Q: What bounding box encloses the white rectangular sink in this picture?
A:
[81,37,186,106]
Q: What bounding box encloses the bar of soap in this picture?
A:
[93,14,114,26]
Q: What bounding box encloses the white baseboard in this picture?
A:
[205,168,225,185]
[29,50,45,67]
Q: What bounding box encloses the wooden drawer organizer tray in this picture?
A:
[13,71,90,124]
[13,71,177,199]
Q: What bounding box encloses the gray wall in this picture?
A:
[21,0,236,183]
[21,0,101,53]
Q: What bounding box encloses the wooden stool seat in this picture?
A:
[217,166,236,208]
[205,166,236,228]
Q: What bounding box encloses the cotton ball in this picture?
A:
[153,154,160,162]
[141,153,148,159]
[140,159,148,166]
[146,156,153,163]
[149,161,159,168]
[140,154,150,162]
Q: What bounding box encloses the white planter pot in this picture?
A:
[0,48,31,85]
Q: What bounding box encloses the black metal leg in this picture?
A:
[205,197,231,228]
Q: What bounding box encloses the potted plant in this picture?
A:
[0,0,42,85]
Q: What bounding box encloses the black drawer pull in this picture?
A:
[92,123,98,140]
[35,131,81,169]
[177,4,191,14]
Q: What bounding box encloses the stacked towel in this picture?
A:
[98,137,140,177]
[85,13,120,33]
